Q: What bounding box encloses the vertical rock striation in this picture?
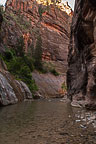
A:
[4,0,72,73]
[67,0,96,109]
[0,12,33,106]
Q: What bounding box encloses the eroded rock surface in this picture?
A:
[67,0,96,109]
[0,58,33,106]
[32,71,66,98]
[0,72,18,105]
[0,14,32,105]
[3,0,72,73]
[0,0,72,99]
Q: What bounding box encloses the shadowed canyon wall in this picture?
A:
[67,0,96,109]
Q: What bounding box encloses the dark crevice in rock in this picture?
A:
[67,0,96,109]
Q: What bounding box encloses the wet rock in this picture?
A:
[75,109,96,129]
[67,0,96,109]
[0,59,33,106]
[80,124,86,129]
[15,80,33,99]
[33,92,44,99]
[71,100,82,108]
[0,72,18,105]
[76,120,81,122]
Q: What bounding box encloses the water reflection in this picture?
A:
[0,99,96,144]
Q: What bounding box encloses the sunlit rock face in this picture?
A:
[67,0,96,109]
[36,0,73,16]
[4,0,72,73]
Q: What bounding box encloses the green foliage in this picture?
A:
[9,12,31,31]
[50,68,59,76]
[34,35,43,71]
[38,6,46,19]
[40,61,60,76]
[6,57,24,75]
[61,82,67,91]
[3,50,13,61]
[0,5,5,15]
[23,56,34,72]
[19,66,38,92]
[15,36,25,57]
[2,37,38,94]
[28,42,35,57]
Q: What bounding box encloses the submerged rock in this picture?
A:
[67,0,96,109]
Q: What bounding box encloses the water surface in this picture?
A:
[0,99,96,144]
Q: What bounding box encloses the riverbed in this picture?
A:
[0,99,96,144]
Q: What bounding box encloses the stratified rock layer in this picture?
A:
[67,0,96,109]
[0,0,72,101]
[32,71,66,98]
[4,0,71,73]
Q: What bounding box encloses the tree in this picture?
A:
[15,36,25,57]
[29,42,34,57]
[0,6,3,29]
[34,35,42,71]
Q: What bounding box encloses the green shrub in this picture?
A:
[0,5,5,15]
[38,6,46,19]
[23,56,34,72]
[4,50,13,61]
[5,57,23,74]
[4,55,37,94]
[2,37,38,94]
[28,42,34,57]
[19,66,31,79]
[40,67,48,74]
[15,36,25,57]
[61,82,67,91]
[50,68,59,76]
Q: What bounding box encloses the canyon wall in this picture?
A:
[0,0,72,99]
[67,0,96,109]
[0,0,72,102]
[3,0,72,73]
[0,12,33,106]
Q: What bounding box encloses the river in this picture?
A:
[0,99,96,144]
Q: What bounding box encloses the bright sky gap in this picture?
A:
[0,0,75,10]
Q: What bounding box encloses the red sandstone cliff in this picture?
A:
[1,0,72,73]
[0,0,72,99]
